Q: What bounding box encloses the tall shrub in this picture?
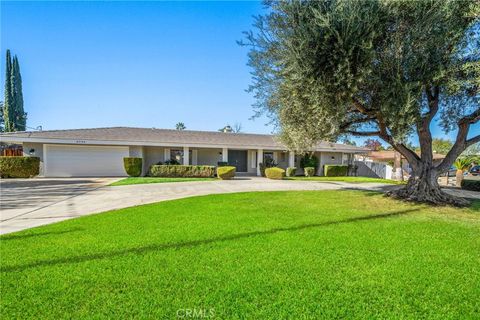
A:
[123,157,142,177]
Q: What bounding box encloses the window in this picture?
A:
[263,152,274,164]
[170,149,183,163]
[170,149,193,165]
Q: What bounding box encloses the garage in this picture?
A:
[45,144,129,177]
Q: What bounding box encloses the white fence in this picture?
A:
[354,160,393,179]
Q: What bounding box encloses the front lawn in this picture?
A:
[287,176,404,184]
[1,191,479,318]
[110,177,217,186]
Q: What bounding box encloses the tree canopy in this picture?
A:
[243,0,479,205]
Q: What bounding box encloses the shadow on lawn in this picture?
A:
[0,228,84,241]
[1,208,418,273]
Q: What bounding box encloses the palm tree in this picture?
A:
[175,122,186,130]
[453,157,471,187]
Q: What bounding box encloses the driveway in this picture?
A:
[0,177,476,235]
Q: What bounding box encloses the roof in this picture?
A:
[0,127,368,153]
[367,150,445,160]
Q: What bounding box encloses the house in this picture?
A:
[355,150,446,180]
[362,150,446,164]
[0,127,367,177]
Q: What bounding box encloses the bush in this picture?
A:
[286,167,296,177]
[217,166,235,180]
[164,159,180,165]
[324,165,348,177]
[123,157,142,177]
[259,158,277,177]
[149,165,215,178]
[0,156,40,178]
[265,167,285,180]
[300,154,319,170]
[304,167,315,177]
[461,179,480,192]
[217,161,228,167]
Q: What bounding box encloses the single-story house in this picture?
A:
[0,127,368,177]
[361,150,446,163]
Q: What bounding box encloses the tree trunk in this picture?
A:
[387,164,469,207]
[455,170,463,188]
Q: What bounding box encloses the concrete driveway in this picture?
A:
[0,178,117,234]
[1,177,394,235]
[1,177,475,235]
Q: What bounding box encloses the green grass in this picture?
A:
[286,176,404,184]
[1,191,479,319]
[110,177,217,186]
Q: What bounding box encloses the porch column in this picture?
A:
[257,149,263,176]
[288,151,295,168]
[273,151,278,164]
[183,146,190,165]
[164,148,170,162]
[192,149,198,165]
[222,148,228,163]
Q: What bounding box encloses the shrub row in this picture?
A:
[461,179,480,192]
[217,166,236,180]
[265,167,285,180]
[123,157,142,177]
[324,165,348,177]
[0,156,40,178]
[149,165,215,178]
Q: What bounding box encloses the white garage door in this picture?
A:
[45,145,129,177]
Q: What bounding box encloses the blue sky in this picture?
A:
[1,1,477,147]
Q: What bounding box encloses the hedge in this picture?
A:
[123,157,142,177]
[286,167,296,177]
[461,179,480,192]
[265,167,285,180]
[217,166,235,180]
[0,156,40,178]
[149,165,215,178]
[304,167,315,177]
[324,165,348,177]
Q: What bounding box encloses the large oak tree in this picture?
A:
[243,0,479,206]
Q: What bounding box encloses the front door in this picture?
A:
[228,150,248,172]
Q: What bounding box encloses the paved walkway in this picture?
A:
[1,177,477,235]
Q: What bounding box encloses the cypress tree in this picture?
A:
[3,50,14,132]
[12,56,25,131]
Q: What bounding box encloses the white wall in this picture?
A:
[23,143,44,176]
[144,146,165,174]
[318,152,343,176]
[197,148,222,166]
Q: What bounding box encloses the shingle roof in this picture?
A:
[367,150,445,160]
[0,127,368,152]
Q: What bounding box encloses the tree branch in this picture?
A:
[340,116,376,131]
[466,134,480,147]
[437,107,480,173]
[351,97,374,116]
[346,130,381,136]
[423,85,440,122]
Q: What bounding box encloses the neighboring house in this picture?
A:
[355,150,446,179]
[0,127,367,177]
[362,150,445,164]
